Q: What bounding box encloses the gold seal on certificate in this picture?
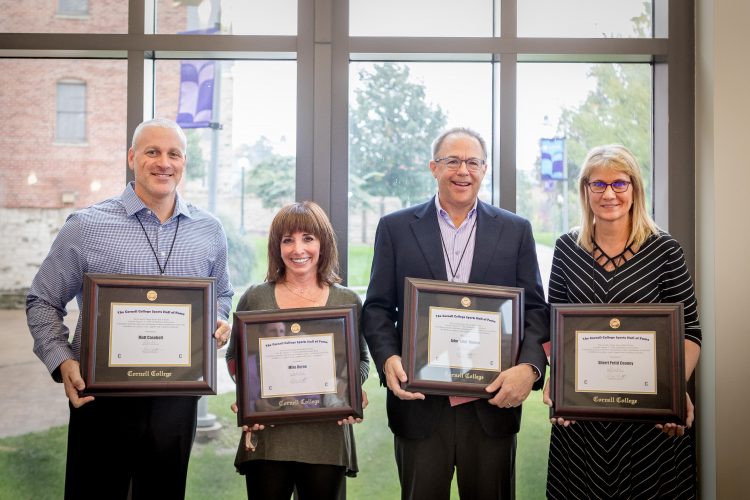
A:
[400,278,522,398]
[79,273,217,396]
[550,303,686,424]
[234,306,363,426]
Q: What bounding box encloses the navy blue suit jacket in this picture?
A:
[362,197,549,439]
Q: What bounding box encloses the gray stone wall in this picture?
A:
[0,208,73,308]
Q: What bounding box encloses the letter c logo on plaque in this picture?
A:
[609,318,621,329]
[460,297,471,308]
[146,290,158,301]
[291,323,301,334]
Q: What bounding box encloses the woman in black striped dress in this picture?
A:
[544,145,701,499]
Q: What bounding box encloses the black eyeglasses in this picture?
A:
[434,156,486,172]
[587,180,631,193]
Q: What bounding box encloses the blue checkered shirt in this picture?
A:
[26,182,234,380]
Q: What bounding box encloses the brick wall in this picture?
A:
[0,1,189,305]
[0,59,128,209]
[0,0,128,33]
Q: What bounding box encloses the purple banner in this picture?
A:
[540,137,566,181]
[176,28,218,129]
[177,60,215,129]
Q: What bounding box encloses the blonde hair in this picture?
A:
[576,144,659,252]
[266,201,342,286]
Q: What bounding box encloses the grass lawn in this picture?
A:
[532,231,556,248]
[4,236,553,499]
[348,244,375,290]
[0,426,67,499]
[348,369,550,499]
[0,372,550,499]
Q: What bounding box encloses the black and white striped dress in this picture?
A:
[546,231,701,499]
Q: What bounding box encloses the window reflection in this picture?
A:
[154,60,297,288]
[518,0,652,38]
[347,61,492,291]
[350,0,494,37]
[156,0,297,35]
[516,62,653,294]
[57,0,88,16]
[0,0,126,33]
[0,59,126,299]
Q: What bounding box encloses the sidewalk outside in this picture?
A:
[0,308,235,438]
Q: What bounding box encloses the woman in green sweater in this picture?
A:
[226,201,369,500]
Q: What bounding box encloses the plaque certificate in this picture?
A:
[259,333,337,398]
[428,307,501,371]
[550,303,685,424]
[80,273,217,396]
[234,306,363,425]
[109,303,192,367]
[401,278,522,398]
[575,331,656,394]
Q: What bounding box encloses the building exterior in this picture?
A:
[0,1,187,306]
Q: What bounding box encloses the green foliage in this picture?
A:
[0,426,67,499]
[0,374,551,499]
[185,129,206,181]
[532,231,556,248]
[238,136,275,167]
[348,366,401,499]
[522,61,652,235]
[246,155,295,210]
[347,243,375,290]
[350,374,551,499]
[250,235,270,284]
[186,392,246,498]
[350,63,448,208]
[218,215,255,288]
[559,63,653,227]
[516,390,552,499]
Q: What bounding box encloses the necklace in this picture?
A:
[135,213,180,276]
[282,280,325,306]
[590,239,633,302]
[592,240,632,271]
[439,216,478,282]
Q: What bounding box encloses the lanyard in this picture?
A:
[135,212,180,276]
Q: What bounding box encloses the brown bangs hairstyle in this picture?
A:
[266,201,342,286]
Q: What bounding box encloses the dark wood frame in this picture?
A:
[401,277,522,398]
[550,303,686,423]
[233,305,363,425]
[80,273,217,396]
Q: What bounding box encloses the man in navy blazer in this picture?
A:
[362,127,549,499]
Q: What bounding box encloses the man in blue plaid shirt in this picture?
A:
[26,118,234,499]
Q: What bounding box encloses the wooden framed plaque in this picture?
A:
[233,305,363,426]
[80,273,217,396]
[550,303,686,424]
[401,277,522,398]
